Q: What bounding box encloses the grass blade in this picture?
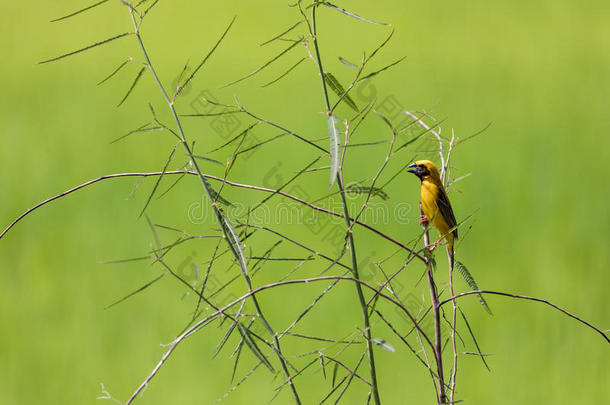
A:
[236,132,287,156]
[213,322,239,359]
[368,28,394,61]
[455,260,493,315]
[358,57,406,82]
[331,362,339,387]
[319,354,327,379]
[324,72,359,112]
[210,189,235,208]
[117,66,146,107]
[175,16,236,99]
[51,0,110,22]
[220,213,248,277]
[320,2,389,26]
[260,20,303,46]
[261,57,306,88]
[192,154,224,167]
[103,273,165,310]
[338,56,358,70]
[346,185,389,200]
[328,114,341,189]
[371,338,395,353]
[110,122,162,144]
[208,122,259,153]
[230,337,244,383]
[459,308,491,372]
[236,323,275,373]
[219,40,300,88]
[97,59,130,85]
[39,32,131,64]
[139,144,178,218]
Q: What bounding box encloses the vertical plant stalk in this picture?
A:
[125,6,301,404]
[448,245,457,404]
[445,135,458,404]
[422,204,446,404]
[309,4,381,405]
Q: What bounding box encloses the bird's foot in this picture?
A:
[419,214,429,226]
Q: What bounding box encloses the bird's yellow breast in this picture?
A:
[421,179,451,238]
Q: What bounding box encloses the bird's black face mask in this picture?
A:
[407,163,429,179]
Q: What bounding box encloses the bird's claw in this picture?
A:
[419,214,429,226]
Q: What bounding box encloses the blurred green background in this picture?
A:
[1,1,608,404]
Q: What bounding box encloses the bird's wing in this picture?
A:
[437,187,458,238]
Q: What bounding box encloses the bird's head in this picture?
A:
[407,160,441,181]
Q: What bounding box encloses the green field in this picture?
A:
[1,1,608,404]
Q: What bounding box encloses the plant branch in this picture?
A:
[439,290,610,344]
[309,3,381,403]
[422,204,446,405]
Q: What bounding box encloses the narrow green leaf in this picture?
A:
[210,189,235,208]
[213,322,238,359]
[320,2,389,25]
[319,354,327,379]
[191,154,224,167]
[97,59,130,85]
[368,28,395,61]
[103,273,165,310]
[346,185,389,200]
[180,110,242,117]
[236,323,275,373]
[371,337,395,353]
[260,20,303,46]
[459,308,491,371]
[207,122,259,153]
[144,214,162,249]
[139,144,178,218]
[175,16,236,99]
[331,361,339,387]
[220,213,248,277]
[327,114,341,189]
[50,0,110,22]
[236,132,287,156]
[455,260,493,315]
[230,335,244,383]
[110,122,163,144]
[39,32,131,64]
[338,56,358,70]
[142,0,160,17]
[358,56,406,82]
[117,66,146,107]
[324,72,359,112]
[261,57,306,88]
[219,40,300,88]
[156,172,186,200]
[374,110,394,130]
[100,255,150,264]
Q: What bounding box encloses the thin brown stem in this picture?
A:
[422,204,446,405]
[309,4,381,403]
[448,246,457,403]
[0,170,426,262]
[439,290,610,344]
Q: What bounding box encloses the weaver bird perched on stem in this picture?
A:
[407,160,458,262]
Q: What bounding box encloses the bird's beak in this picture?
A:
[406,162,417,174]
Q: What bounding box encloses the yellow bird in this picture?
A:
[407,160,458,255]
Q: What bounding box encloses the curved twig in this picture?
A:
[0,170,426,262]
[439,290,609,344]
